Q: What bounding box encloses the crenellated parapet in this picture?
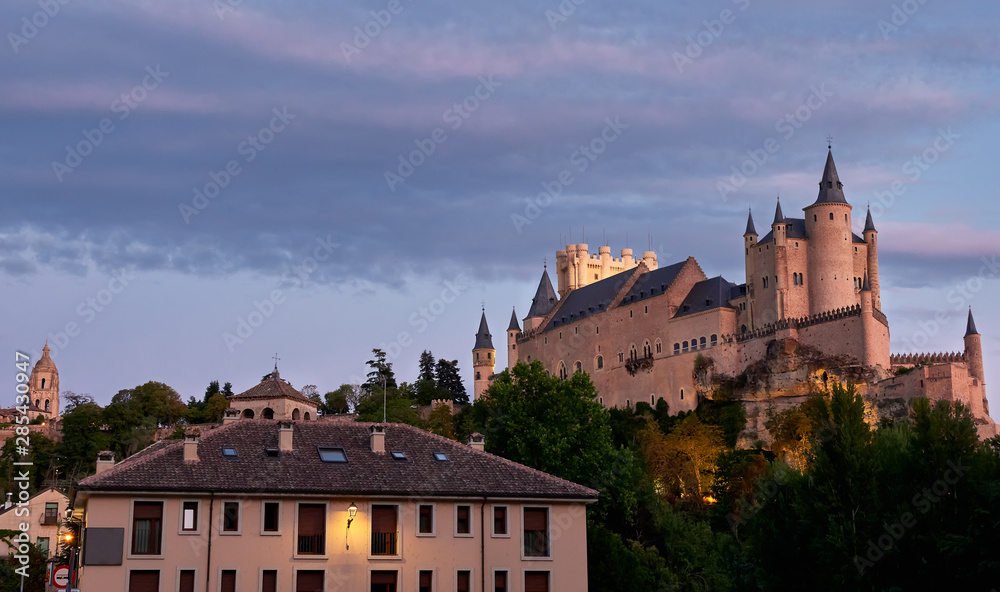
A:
[890,352,966,366]
[730,304,864,343]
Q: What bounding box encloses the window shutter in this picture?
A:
[457,571,470,592]
[133,502,162,520]
[295,570,325,592]
[179,570,195,592]
[371,571,398,585]
[419,571,432,587]
[128,571,160,592]
[524,508,547,531]
[262,570,277,592]
[495,571,508,590]
[524,572,549,592]
[494,507,507,534]
[298,504,325,536]
[220,570,236,592]
[372,506,397,533]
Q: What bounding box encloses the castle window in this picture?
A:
[575,327,578,334]
[630,310,633,318]
[487,352,491,360]
[814,215,817,222]
[596,327,599,334]
[594,273,598,280]
[656,341,662,354]
[599,397,603,404]
[680,389,684,400]
[855,247,858,253]
[626,399,630,408]
[674,343,680,355]
[845,214,848,222]
[476,372,481,380]
[476,353,479,360]
[746,248,748,255]
[44,400,50,412]
[629,345,637,360]
[711,334,718,346]
[651,395,655,405]
[596,356,604,370]
[682,341,689,353]
[618,352,624,363]
[700,337,706,349]
[795,242,799,247]
[645,306,648,314]
[559,332,562,340]
[830,212,834,220]
[741,325,747,333]
[575,361,582,373]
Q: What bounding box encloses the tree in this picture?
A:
[324,384,359,415]
[427,403,455,439]
[642,414,725,504]
[418,350,436,382]
[363,348,397,395]
[203,393,230,423]
[221,382,234,397]
[0,433,57,495]
[435,359,467,404]
[57,394,108,481]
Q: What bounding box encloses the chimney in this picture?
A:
[96,451,115,474]
[223,408,239,424]
[468,433,486,451]
[183,433,200,463]
[279,421,294,452]
[369,424,386,454]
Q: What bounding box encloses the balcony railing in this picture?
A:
[523,530,549,557]
[371,531,398,555]
[297,534,324,555]
[40,514,59,526]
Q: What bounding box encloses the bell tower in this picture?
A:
[28,342,60,419]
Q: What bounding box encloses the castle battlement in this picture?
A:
[891,352,966,366]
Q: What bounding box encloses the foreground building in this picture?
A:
[480,149,995,437]
[73,421,595,591]
[0,487,69,559]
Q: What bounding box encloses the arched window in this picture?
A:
[673,343,680,355]
[44,400,50,411]
[829,212,834,220]
[741,324,747,333]
[710,334,718,347]
[655,340,662,354]
[650,394,655,405]
[292,408,300,420]
[262,408,274,419]
[629,345,637,361]
[596,356,604,370]
[700,337,706,349]
[304,412,311,420]
[682,341,689,353]
[575,361,582,374]
[242,409,254,419]
[476,372,481,380]
[558,363,567,379]
[41,378,45,389]
[618,352,624,363]
[35,399,40,408]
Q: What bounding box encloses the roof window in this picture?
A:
[318,447,348,463]
[433,452,450,462]
[391,451,408,461]
[222,446,237,457]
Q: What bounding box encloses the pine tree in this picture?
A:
[435,359,467,404]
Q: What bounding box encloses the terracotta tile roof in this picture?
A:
[77,421,598,501]
[230,373,316,406]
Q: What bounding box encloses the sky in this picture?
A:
[1,0,999,415]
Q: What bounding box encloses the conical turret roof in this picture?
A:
[864,206,877,232]
[474,312,494,350]
[861,272,871,292]
[526,269,558,318]
[812,149,848,205]
[744,209,757,235]
[772,198,785,224]
[966,309,979,336]
[507,307,521,332]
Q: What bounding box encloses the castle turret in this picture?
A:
[804,149,855,315]
[473,311,496,399]
[524,268,558,332]
[858,273,889,369]
[863,206,881,310]
[506,307,520,370]
[28,341,60,419]
[771,197,786,246]
[771,197,789,320]
[964,308,985,387]
[743,208,758,328]
[621,248,634,268]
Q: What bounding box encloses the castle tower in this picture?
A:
[473,311,496,399]
[743,208,758,328]
[771,197,788,320]
[524,268,558,332]
[964,308,985,386]
[506,307,521,370]
[863,206,881,310]
[28,342,60,419]
[804,149,855,315]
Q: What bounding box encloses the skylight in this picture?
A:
[318,447,348,463]
[433,452,449,462]
[222,447,237,457]
[391,451,407,461]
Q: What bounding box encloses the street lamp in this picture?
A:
[347,502,358,527]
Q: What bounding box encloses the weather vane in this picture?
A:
[826,135,834,149]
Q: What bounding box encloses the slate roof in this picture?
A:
[812,149,848,205]
[614,261,687,308]
[474,312,494,350]
[507,308,521,332]
[772,199,785,224]
[230,371,316,405]
[966,309,979,336]
[864,206,877,232]
[525,269,558,319]
[744,209,757,235]
[759,218,807,243]
[673,276,738,318]
[76,421,598,500]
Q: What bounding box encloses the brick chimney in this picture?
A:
[468,433,486,451]
[279,421,294,452]
[223,408,239,424]
[96,451,115,474]
[183,433,200,463]
[369,424,386,453]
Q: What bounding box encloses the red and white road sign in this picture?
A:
[52,565,70,589]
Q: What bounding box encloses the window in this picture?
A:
[680,389,685,400]
[262,570,277,592]
[296,570,324,592]
[318,447,348,463]
[419,570,433,592]
[523,508,549,557]
[131,502,163,555]
[223,447,237,457]
[456,505,472,536]
[618,352,624,363]
[699,337,706,349]
[525,571,550,592]
[297,504,326,555]
[371,505,398,556]
[263,502,280,533]
[36,537,49,556]
[682,341,688,353]
[814,214,817,222]
[391,451,407,461]
[221,570,236,592]
[476,372,481,380]
[495,570,509,592]
[179,570,195,592]
[43,502,59,525]
[128,570,160,592]
[222,502,240,533]
[596,356,603,370]
[457,570,471,592]
[710,334,718,347]
[493,506,508,536]
[41,378,45,388]
[182,501,198,532]
[433,452,449,462]
[575,361,582,373]
[830,212,834,220]
[656,342,662,354]
[674,343,680,355]
[418,504,434,535]
[371,571,397,592]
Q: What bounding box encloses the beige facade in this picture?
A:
[28,342,60,422]
[481,149,995,437]
[0,487,69,560]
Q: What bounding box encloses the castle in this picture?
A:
[473,149,997,439]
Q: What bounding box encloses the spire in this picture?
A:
[864,206,877,232]
[772,197,784,224]
[744,208,757,235]
[507,307,521,332]
[474,311,494,350]
[813,149,848,205]
[861,272,871,292]
[526,268,558,318]
[966,308,979,336]
[42,341,50,358]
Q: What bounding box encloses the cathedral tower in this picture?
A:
[473,311,496,399]
[804,149,855,315]
[28,342,60,418]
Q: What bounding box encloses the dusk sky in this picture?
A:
[2,0,999,414]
